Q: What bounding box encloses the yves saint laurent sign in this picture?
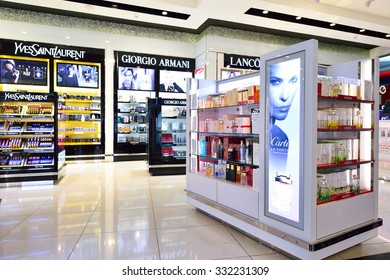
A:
[118,52,194,71]
[1,92,54,102]
[224,54,260,70]
[14,42,86,59]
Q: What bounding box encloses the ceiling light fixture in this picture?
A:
[162,11,168,16]
[296,16,302,20]
[360,29,366,32]
[262,10,269,14]
[386,34,390,38]
[330,23,336,27]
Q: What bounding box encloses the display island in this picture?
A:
[185,39,382,259]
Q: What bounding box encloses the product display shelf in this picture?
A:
[186,40,382,260]
[115,92,151,161]
[0,92,60,184]
[187,72,261,219]
[58,93,102,149]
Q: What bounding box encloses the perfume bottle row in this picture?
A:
[317,171,360,202]
[199,115,252,134]
[318,76,361,98]
[198,136,258,165]
[317,139,359,166]
[198,159,258,188]
[317,107,363,129]
[198,85,260,109]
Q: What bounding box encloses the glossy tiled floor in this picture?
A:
[0,160,389,260]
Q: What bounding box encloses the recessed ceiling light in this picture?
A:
[65,36,70,39]
[262,10,269,14]
[22,31,27,34]
[105,40,110,43]
[112,4,118,8]
[330,23,336,27]
[386,34,390,38]
[360,29,366,32]
[162,11,168,16]
[296,16,302,20]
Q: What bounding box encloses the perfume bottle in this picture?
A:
[245,140,252,164]
[331,80,341,97]
[327,108,339,129]
[353,109,363,129]
[319,178,330,201]
[336,143,346,163]
[211,138,217,158]
[351,174,360,194]
[218,139,224,159]
[239,140,245,163]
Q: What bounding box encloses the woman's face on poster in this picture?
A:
[269,58,300,122]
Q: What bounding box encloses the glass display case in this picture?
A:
[0,91,60,183]
[148,97,187,175]
[114,90,153,161]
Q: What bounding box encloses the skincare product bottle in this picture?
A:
[351,174,360,194]
[337,143,346,163]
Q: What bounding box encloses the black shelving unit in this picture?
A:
[0,91,61,183]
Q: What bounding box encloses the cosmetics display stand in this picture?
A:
[0,91,61,184]
[186,39,382,259]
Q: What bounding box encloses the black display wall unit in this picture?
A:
[0,39,106,162]
[0,91,60,183]
[113,51,194,162]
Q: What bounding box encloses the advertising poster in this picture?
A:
[265,51,304,228]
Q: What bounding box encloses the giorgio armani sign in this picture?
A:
[118,52,195,71]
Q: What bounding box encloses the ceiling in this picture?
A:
[1,0,390,50]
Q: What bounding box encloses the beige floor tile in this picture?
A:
[69,230,160,260]
[2,212,92,240]
[157,225,249,260]
[0,235,80,260]
[154,204,220,229]
[83,208,155,234]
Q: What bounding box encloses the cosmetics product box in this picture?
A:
[235,116,251,133]
[226,89,238,106]
[248,85,260,103]
[226,163,236,182]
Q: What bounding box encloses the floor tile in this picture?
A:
[157,225,249,260]
[83,208,155,234]
[69,230,160,260]
[2,212,92,240]
[0,235,79,260]
[226,227,281,256]
[0,215,28,239]
[154,204,220,229]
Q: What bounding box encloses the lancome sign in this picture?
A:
[224,54,260,70]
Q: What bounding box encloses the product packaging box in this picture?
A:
[248,85,260,104]
[252,141,260,166]
[226,163,236,182]
[226,89,238,106]
[223,137,240,161]
[243,166,253,187]
[235,116,251,134]
[223,114,236,133]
